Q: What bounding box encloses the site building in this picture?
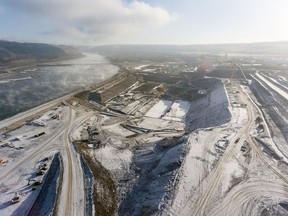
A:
[88,74,138,103]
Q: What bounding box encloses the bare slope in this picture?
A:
[0,40,83,68]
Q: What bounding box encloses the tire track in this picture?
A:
[0,108,70,181]
[200,83,288,216]
[185,84,254,216]
[63,107,74,216]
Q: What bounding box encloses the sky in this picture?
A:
[0,0,288,45]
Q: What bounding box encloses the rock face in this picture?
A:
[0,40,83,67]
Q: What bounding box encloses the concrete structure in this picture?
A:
[88,75,138,103]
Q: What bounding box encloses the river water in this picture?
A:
[0,53,118,120]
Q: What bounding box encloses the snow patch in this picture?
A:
[139,117,185,131]
[221,159,244,194]
[145,100,173,118]
[255,73,288,100]
[95,143,132,173]
[102,123,135,137]
[162,100,191,122]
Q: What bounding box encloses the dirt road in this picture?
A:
[174,83,288,216]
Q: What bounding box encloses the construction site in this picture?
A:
[1,54,288,216]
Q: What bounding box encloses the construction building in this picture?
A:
[88,74,138,103]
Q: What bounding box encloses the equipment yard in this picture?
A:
[1,55,288,216]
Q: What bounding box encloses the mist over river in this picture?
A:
[0,53,118,120]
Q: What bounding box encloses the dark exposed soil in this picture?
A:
[74,142,117,216]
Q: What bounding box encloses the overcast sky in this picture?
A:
[1,0,288,45]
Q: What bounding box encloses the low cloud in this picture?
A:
[2,0,175,44]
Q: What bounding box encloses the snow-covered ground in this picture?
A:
[0,105,90,216]
[0,147,59,215]
[139,117,185,131]
[0,106,66,161]
[186,83,231,132]
[94,141,132,175]
[3,69,288,216]
[219,158,245,195]
[162,100,191,122]
[121,100,142,114]
[71,115,97,140]
[119,136,188,215]
[102,123,135,137]
[167,99,248,215]
[249,74,288,159]
[0,106,69,215]
[255,72,288,100]
[278,75,287,82]
[265,75,288,91]
[145,100,173,118]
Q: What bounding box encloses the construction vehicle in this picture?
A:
[11,192,20,203]
[37,170,45,176]
[34,131,45,138]
[34,180,42,186]
[28,179,42,186]
[28,179,36,185]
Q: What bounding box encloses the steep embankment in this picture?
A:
[0,40,83,69]
[186,83,231,132]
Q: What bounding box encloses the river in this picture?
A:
[0,53,118,120]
